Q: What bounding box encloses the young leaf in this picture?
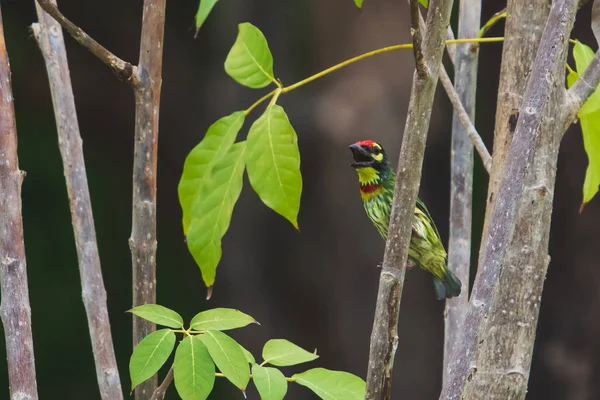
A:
[239,344,256,365]
[252,365,287,400]
[179,111,245,234]
[353,0,363,8]
[129,329,176,390]
[200,330,250,390]
[190,308,257,331]
[292,368,366,400]
[262,339,318,367]
[224,23,276,88]
[246,105,302,229]
[572,41,600,116]
[186,142,247,287]
[174,335,215,400]
[195,0,219,30]
[128,304,184,329]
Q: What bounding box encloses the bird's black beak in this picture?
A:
[349,143,373,168]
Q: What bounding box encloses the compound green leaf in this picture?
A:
[130,329,176,390]
[186,141,246,288]
[246,105,302,229]
[292,368,366,400]
[190,308,257,331]
[225,23,276,88]
[262,339,318,367]
[179,111,245,235]
[195,0,219,30]
[128,304,184,329]
[200,330,250,390]
[174,335,215,400]
[252,365,287,400]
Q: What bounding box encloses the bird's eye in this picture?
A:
[372,147,381,154]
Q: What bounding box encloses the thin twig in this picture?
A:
[443,0,481,387]
[130,1,166,399]
[441,0,579,398]
[32,2,123,399]
[365,0,456,399]
[35,0,137,82]
[150,367,174,400]
[445,26,457,62]
[563,50,600,131]
[410,0,428,77]
[0,6,39,399]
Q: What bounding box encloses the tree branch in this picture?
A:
[0,6,39,400]
[32,2,123,399]
[442,0,481,387]
[130,1,166,399]
[365,0,455,399]
[410,0,428,78]
[441,0,579,398]
[35,0,137,83]
[150,367,174,400]
[563,50,600,130]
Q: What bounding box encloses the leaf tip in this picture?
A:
[242,389,247,399]
[206,286,214,300]
[194,27,200,39]
[253,320,261,326]
[580,202,587,213]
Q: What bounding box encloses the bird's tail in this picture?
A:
[433,269,462,300]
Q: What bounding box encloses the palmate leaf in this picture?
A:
[190,308,257,331]
[252,365,287,400]
[262,339,318,367]
[200,330,250,390]
[225,23,276,88]
[129,329,176,390]
[178,111,244,234]
[292,368,366,400]
[246,105,302,229]
[128,304,184,329]
[174,335,215,400]
[567,41,600,209]
[195,0,219,30]
[186,141,246,287]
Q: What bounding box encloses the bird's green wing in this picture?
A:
[415,198,442,239]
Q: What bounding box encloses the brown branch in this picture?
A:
[150,367,174,400]
[441,0,578,398]
[410,0,428,78]
[445,26,457,62]
[443,0,481,387]
[0,6,39,400]
[563,50,600,131]
[35,0,137,83]
[365,0,456,398]
[130,1,166,399]
[32,2,123,399]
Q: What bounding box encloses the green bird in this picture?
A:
[349,140,461,300]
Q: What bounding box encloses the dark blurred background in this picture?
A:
[0,0,599,399]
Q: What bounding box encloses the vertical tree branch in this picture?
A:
[441,0,579,398]
[443,0,480,384]
[0,6,39,400]
[130,1,166,398]
[32,2,123,399]
[410,0,428,78]
[150,367,174,400]
[365,0,455,399]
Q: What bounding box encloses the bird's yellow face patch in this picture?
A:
[356,167,379,185]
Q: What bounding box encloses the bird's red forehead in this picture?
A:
[355,140,377,147]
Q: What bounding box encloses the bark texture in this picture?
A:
[0,6,39,400]
[365,0,455,398]
[32,2,123,398]
[130,1,166,398]
[441,0,579,398]
[443,0,480,383]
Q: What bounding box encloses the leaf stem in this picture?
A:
[244,89,277,116]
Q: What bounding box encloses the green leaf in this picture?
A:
[353,0,363,8]
[292,368,366,400]
[195,0,219,30]
[186,141,247,287]
[578,110,600,209]
[225,23,276,88]
[239,344,256,365]
[174,335,215,400]
[190,308,257,331]
[252,365,287,400]
[128,304,184,329]
[178,111,245,234]
[419,0,428,7]
[129,329,176,390]
[262,339,318,367]
[572,41,600,115]
[246,105,302,229]
[200,330,250,390]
